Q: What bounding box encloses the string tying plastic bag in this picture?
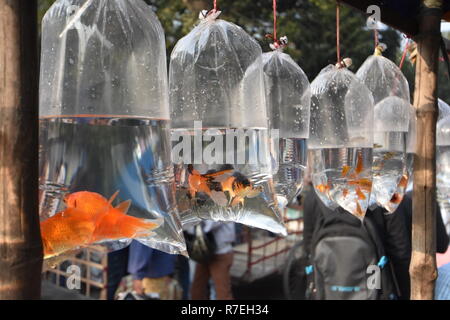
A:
[309,64,374,219]
[170,11,286,235]
[262,49,310,206]
[356,52,410,213]
[39,0,186,258]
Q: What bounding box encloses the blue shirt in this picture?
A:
[436,262,450,300]
[127,240,176,279]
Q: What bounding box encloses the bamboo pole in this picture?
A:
[410,0,443,300]
[0,0,42,299]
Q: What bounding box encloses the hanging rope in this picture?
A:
[374,28,379,49]
[399,36,410,69]
[336,1,341,64]
[273,0,278,43]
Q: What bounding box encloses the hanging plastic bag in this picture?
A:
[356,49,410,213]
[169,11,286,235]
[437,115,450,234]
[309,63,374,219]
[371,97,410,212]
[383,103,416,213]
[262,48,310,206]
[39,0,186,259]
[439,98,450,120]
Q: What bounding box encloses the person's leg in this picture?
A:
[190,262,211,300]
[209,252,234,300]
[107,247,129,300]
[177,256,191,300]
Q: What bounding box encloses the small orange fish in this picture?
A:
[341,165,351,177]
[355,152,364,175]
[221,172,263,207]
[342,188,349,198]
[316,184,330,193]
[187,165,262,207]
[187,165,233,206]
[389,193,403,205]
[41,191,160,259]
[398,175,408,189]
[355,187,366,200]
[348,178,372,191]
[355,201,363,216]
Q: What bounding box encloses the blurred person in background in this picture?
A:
[190,221,236,300]
[128,240,180,300]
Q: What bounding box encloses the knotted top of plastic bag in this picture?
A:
[356,54,410,104]
[40,0,169,119]
[309,66,374,149]
[262,51,310,138]
[169,13,267,129]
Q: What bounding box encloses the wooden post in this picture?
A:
[410,0,443,300]
[0,0,42,299]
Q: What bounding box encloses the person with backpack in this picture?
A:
[303,185,450,300]
[188,221,236,300]
[302,185,410,300]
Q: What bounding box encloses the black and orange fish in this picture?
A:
[187,165,262,207]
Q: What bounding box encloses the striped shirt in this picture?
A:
[436,262,450,300]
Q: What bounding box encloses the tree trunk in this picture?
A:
[0,0,42,299]
[410,1,442,300]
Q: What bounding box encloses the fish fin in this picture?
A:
[205,169,234,179]
[209,191,228,207]
[230,196,244,207]
[211,172,234,183]
[108,190,120,205]
[246,188,262,198]
[115,200,132,214]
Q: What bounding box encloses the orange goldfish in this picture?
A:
[41,191,160,259]
[220,172,263,207]
[355,187,366,200]
[342,188,349,198]
[389,193,403,205]
[316,183,331,194]
[187,165,261,207]
[397,175,408,189]
[348,178,372,191]
[341,165,351,177]
[187,165,233,206]
[355,201,364,217]
[355,152,364,174]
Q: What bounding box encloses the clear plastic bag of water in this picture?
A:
[437,114,450,235]
[262,50,310,206]
[309,65,374,219]
[169,11,286,235]
[39,0,186,259]
[356,53,411,213]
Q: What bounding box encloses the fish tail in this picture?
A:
[116,215,160,239]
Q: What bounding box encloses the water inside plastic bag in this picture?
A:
[262,50,310,205]
[169,13,286,234]
[39,0,185,257]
